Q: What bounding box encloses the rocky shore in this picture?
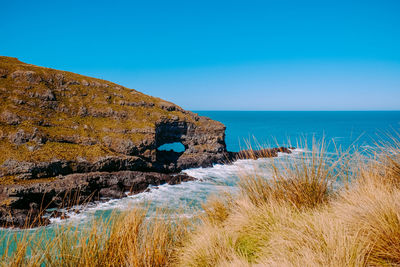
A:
[0,56,292,228]
[0,171,195,227]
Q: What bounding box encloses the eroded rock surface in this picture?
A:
[0,56,226,178]
[0,56,228,227]
[0,56,292,228]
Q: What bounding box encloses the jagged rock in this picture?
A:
[78,106,88,117]
[0,206,50,228]
[102,136,138,155]
[1,159,36,178]
[29,89,56,101]
[0,170,194,228]
[0,68,8,78]
[8,128,46,145]
[158,100,180,111]
[49,210,69,220]
[0,110,21,125]
[9,129,31,145]
[81,79,89,86]
[228,147,294,160]
[11,70,42,84]
[66,79,80,85]
[118,100,154,107]
[0,155,150,180]
[49,73,65,88]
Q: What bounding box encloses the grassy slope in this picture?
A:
[0,56,192,166]
[0,56,205,187]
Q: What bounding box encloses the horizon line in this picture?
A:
[190,110,400,112]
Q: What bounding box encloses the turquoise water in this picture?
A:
[195,111,400,152]
[1,111,400,253]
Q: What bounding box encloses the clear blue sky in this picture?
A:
[1,0,400,110]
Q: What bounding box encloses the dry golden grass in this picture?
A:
[1,206,190,267]
[2,138,400,266]
[177,139,400,266]
[239,141,340,210]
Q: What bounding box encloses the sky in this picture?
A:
[1,0,400,110]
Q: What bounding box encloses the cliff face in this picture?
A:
[0,56,226,181]
[0,56,227,227]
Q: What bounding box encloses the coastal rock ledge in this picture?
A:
[0,56,291,228]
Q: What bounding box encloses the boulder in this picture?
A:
[11,70,42,84]
[0,110,21,125]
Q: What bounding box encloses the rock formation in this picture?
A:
[0,56,228,227]
[0,56,291,228]
[0,171,194,227]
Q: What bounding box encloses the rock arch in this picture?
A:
[153,118,227,171]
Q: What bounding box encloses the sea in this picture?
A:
[1,111,400,251]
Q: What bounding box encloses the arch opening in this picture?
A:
[157,142,186,153]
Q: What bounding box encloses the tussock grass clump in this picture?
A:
[239,141,340,210]
[1,207,189,267]
[177,139,400,266]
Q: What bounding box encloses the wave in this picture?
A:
[44,150,297,227]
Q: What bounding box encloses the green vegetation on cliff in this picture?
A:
[0,56,227,228]
[0,56,189,164]
[0,56,226,186]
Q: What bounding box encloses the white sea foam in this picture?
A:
[292,148,306,153]
[47,150,297,226]
[0,151,296,231]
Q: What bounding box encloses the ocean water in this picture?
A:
[1,111,400,251]
[197,111,400,152]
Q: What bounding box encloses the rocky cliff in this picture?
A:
[0,56,292,228]
[0,56,226,178]
[0,56,227,227]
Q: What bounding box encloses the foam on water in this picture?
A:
[45,151,296,227]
